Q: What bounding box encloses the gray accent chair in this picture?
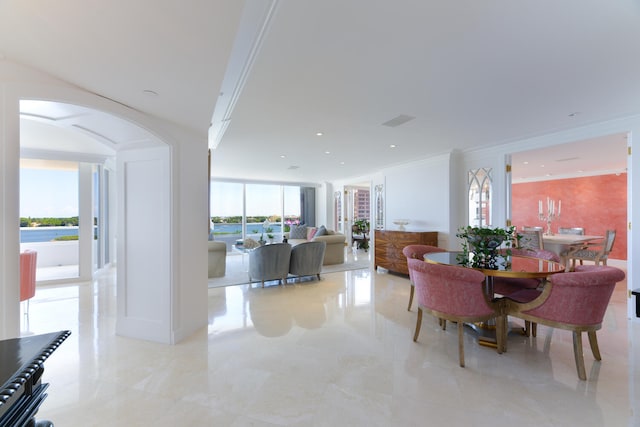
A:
[289,241,326,282]
[249,243,292,287]
[208,241,227,278]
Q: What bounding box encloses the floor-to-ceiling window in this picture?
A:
[210,181,302,251]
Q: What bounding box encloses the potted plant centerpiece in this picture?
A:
[456,225,518,269]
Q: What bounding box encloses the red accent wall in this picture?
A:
[512,174,627,260]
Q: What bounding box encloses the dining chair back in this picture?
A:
[558,227,585,235]
[502,265,625,380]
[518,229,544,251]
[567,229,616,269]
[407,258,504,367]
[401,245,445,311]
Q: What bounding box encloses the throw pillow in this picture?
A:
[307,227,318,240]
[289,225,307,239]
[315,225,327,236]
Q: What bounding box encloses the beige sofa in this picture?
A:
[208,240,227,278]
[285,225,346,265]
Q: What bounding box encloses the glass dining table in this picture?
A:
[423,251,565,347]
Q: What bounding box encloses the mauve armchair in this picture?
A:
[249,243,292,288]
[402,245,445,311]
[502,265,626,380]
[493,248,562,296]
[408,258,504,367]
[20,250,38,315]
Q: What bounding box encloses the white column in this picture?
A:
[0,86,21,339]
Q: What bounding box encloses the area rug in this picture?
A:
[208,249,372,288]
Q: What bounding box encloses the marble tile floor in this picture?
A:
[20,261,639,426]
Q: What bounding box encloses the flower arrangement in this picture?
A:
[456,225,518,269]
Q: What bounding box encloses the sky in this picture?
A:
[210,181,300,218]
[20,168,79,217]
[20,169,301,219]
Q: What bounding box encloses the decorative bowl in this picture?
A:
[393,219,409,231]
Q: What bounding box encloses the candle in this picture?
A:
[547,197,550,215]
[539,200,542,215]
[558,200,561,216]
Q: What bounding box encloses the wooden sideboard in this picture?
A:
[374,230,438,275]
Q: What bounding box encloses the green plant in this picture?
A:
[456,225,518,269]
[353,218,370,251]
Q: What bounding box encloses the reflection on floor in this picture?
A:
[209,246,372,288]
[21,259,639,426]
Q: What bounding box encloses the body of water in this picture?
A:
[21,223,283,243]
[20,227,79,243]
[213,223,283,235]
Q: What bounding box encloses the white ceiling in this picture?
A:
[1,1,638,183]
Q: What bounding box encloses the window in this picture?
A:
[210,181,302,250]
[468,168,492,227]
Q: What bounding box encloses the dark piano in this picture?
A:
[0,331,70,427]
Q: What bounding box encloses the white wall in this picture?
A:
[330,153,454,249]
[0,60,209,342]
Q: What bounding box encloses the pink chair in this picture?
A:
[20,250,38,314]
[402,245,445,311]
[408,258,504,367]
[502,265,626,380]
[493,248,562,297]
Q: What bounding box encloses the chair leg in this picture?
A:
[532,322,537,337]
[261,280,265,288]
[458,322,465,367]
[437,318,446,329]
[495,316,504,354]
[413,308,423,342]
[588,331,602,361]
[317,273,321,280]
[407,285,414,311]
[524,321,531,337]
[572,331,587,380]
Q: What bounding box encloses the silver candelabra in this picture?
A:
[538,197,561,236]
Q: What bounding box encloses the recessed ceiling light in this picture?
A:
[316,132,324,136]
[390,144,397,148]
[280,155,286,159]
[340,161,345,165]
[324,151,330,155]
[523,161,529,165]
[540,164,545,168]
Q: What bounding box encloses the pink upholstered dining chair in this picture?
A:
[20,250,38,314]
[493,248,562,297]
[402,245,445,311]
[501,265,626,380]
[407,259,504,367]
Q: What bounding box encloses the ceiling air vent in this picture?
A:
[382,114,416,128]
